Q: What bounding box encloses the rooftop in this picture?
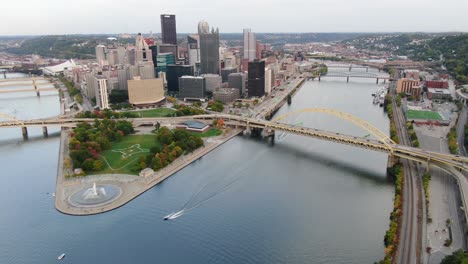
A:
[180,120,209,130]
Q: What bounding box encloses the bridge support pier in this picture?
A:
[366,67,369,72]
[244,123,251,136]
[318,75,321,82]
[349,66,352,72]
[42,126,48,137]
[3,72,6,79]
[376,78,379,84]
[387,154,398,169]
[347,76,349,83]
[384,79,386,84]
[287,94,292,105]
[21,126,28,139]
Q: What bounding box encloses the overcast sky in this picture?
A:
[2,0,467,35]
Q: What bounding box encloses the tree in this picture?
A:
[93,160,104,171]
[109,90,128,104]
[152,155,163,170]
[81,158,95,171]
[75,94,83,104]
[441,249,468,264]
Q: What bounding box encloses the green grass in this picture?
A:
[130,108,175,118]
[406,110,442,120]
[97,135,159,175]
[189,128,222,138]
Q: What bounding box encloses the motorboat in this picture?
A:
[58,253,65,260]
[164,212,175,220]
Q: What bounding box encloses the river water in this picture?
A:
[0,71,393,264]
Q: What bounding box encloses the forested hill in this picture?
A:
[3,35,133,59]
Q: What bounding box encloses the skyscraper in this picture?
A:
[166,65,194,94]
[187,35,200,69]
[247,60,265,97]
[160,14,177,45]
[135,33,152,63]
[198,20,220,75]
[243,28,256,62]
[95,75,110,109]
[95,45,106,66]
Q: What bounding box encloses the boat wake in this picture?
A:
[164,148,269,221]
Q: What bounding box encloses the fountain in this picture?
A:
[81,183,107,200]
[69,183,121,207]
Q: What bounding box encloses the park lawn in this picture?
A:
[131,108,175,117]
[97,135,159,175]
[406,110,442,120]
[189,128,222,138]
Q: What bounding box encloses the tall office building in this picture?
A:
[138,63,156,79]
[221,67,238,82]
[228,72,246,95]
[155,53,175,74]
[95,45,106,66]
[95,75,110,109]
[135,33,152,63]
[160,14,177,45]
[159,44,178,61]
[201,74,222,92]
[198,20,220,75]
[247,60,265,97]
[179,76,206,99]
[166,65,194,93]
[187,35,200,71]
[243,28,256,62]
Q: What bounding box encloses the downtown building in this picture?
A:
[166,64,194,94]
[198,20,220,75]
[179,76,206,99]
[247,60,265,97]
[213,88,240,104]
[128,77,165,106]
[228,72,246,95]
[95,75,110,109]
[160,14,177,45]
[187,35,200,73]
[95,45,107,66]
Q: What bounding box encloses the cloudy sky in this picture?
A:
[2,0,467,35]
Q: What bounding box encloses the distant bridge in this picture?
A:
[0,77,48,83]
[318,72,391,83]
[0,77,54,96]
[326,64,371,72]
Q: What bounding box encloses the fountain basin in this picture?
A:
[68,184,121,207]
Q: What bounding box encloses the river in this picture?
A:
[0,70,393,264]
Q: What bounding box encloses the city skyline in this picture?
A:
[2,0,468,35]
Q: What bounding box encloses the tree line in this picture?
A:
[68,119,134,173]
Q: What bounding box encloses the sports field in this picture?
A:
[406,110,442,120]
[98,135,159,175]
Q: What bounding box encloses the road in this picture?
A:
[391,80,420,264]
[457,107,467,156]
[416,128,465,264]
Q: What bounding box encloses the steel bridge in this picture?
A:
[326,64,370,72]
[319,72,390,83]
[1,109,468,172]
[0,77,48,83]
[0,77,55,96]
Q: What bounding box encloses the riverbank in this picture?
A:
[54,128,244,215]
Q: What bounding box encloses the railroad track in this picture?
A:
[392,86,418,264]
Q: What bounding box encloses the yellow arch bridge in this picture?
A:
[1,108,468,172]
